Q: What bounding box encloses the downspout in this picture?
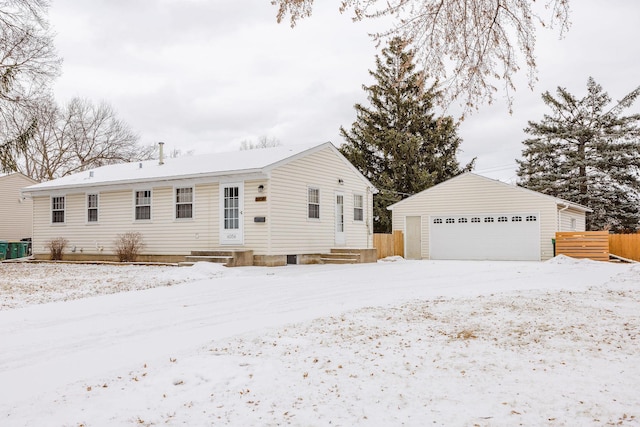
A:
[558,203,570,231]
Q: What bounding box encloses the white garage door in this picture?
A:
[430,213,540,261]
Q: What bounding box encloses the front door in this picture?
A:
[220,183,243,245]
[335,193,346,245]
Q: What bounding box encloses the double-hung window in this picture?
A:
[135,190,152,220]
[308,187,320,219]
[87,194,99,222]
[175,187,193,219]
[51,196,65,223]
[353,194,364,221]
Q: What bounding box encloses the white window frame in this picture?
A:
[134,189,152,221]
[175,186,194,220]
[51,195,66,224]
[87,193,99,223]
[308,187,320,220]
[353,194,364,222]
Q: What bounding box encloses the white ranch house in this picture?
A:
[389,172,590,261]
[22,142,378,266]
[0,173,37,241]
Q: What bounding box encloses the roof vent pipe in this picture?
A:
[158,141,165,165]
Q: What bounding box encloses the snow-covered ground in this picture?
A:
[0,257,638,426]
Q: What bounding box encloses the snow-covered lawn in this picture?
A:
[1,257,638,426]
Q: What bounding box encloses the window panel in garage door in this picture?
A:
[430,213,540,261]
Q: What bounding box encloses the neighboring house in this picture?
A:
[388,172,590,261]
[0,173,37,241]
[22,142,377,266]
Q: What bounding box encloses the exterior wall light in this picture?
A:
[258,185,265,193]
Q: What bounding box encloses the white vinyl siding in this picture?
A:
[0,173,36,240]
[558,207,586,231]
[268,146,373,253]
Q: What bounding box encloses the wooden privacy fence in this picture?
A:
[609,233,640,262]
[555,231,610,262]
[373,231,404,259]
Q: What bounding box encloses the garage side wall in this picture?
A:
[558,207,586,232]
[390,174,559,260]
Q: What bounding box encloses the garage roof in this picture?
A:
[387,172,591,212]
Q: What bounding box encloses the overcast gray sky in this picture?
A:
[49,0,640,182]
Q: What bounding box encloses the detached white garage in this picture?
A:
[388,173,590,261]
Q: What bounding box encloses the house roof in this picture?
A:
[22,141,377,195]
[387,172,591,212]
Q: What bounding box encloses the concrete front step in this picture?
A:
[190,251,235,257]
[320,257,360,264]
[181,249,254,267]
[184,255,233,264]
[320,252,361,264]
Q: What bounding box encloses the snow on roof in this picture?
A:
[23,141,331,193]
[388,172,591,212]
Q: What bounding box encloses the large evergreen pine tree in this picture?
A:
[517,77,640,232]
[340,37,473,233]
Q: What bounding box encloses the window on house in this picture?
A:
[51,196,65,223]
[87,194,98,222]
[353,194,363,221]
[433,218,443,224]
[497,216,508,223]
[571,218,577,230]
[446,218,455,224]
[526,215,537,222]
[484,217,495,223]
[458,218,468,223]
[512,216,522,222]
[471,217,481,223]
[175,187,193,219]
[135,190,151,220]
[308,187,320,219]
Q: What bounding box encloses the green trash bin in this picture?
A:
[14,241,29,258]
[7,242,19,259]
[0,240,8,261]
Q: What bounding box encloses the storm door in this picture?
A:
[220,183,244,245]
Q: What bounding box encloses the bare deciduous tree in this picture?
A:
[270,0,571,112]
[59,98,154,175]
[3,96,154,180]
[0,0,61,171]
[239,135,282,150]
